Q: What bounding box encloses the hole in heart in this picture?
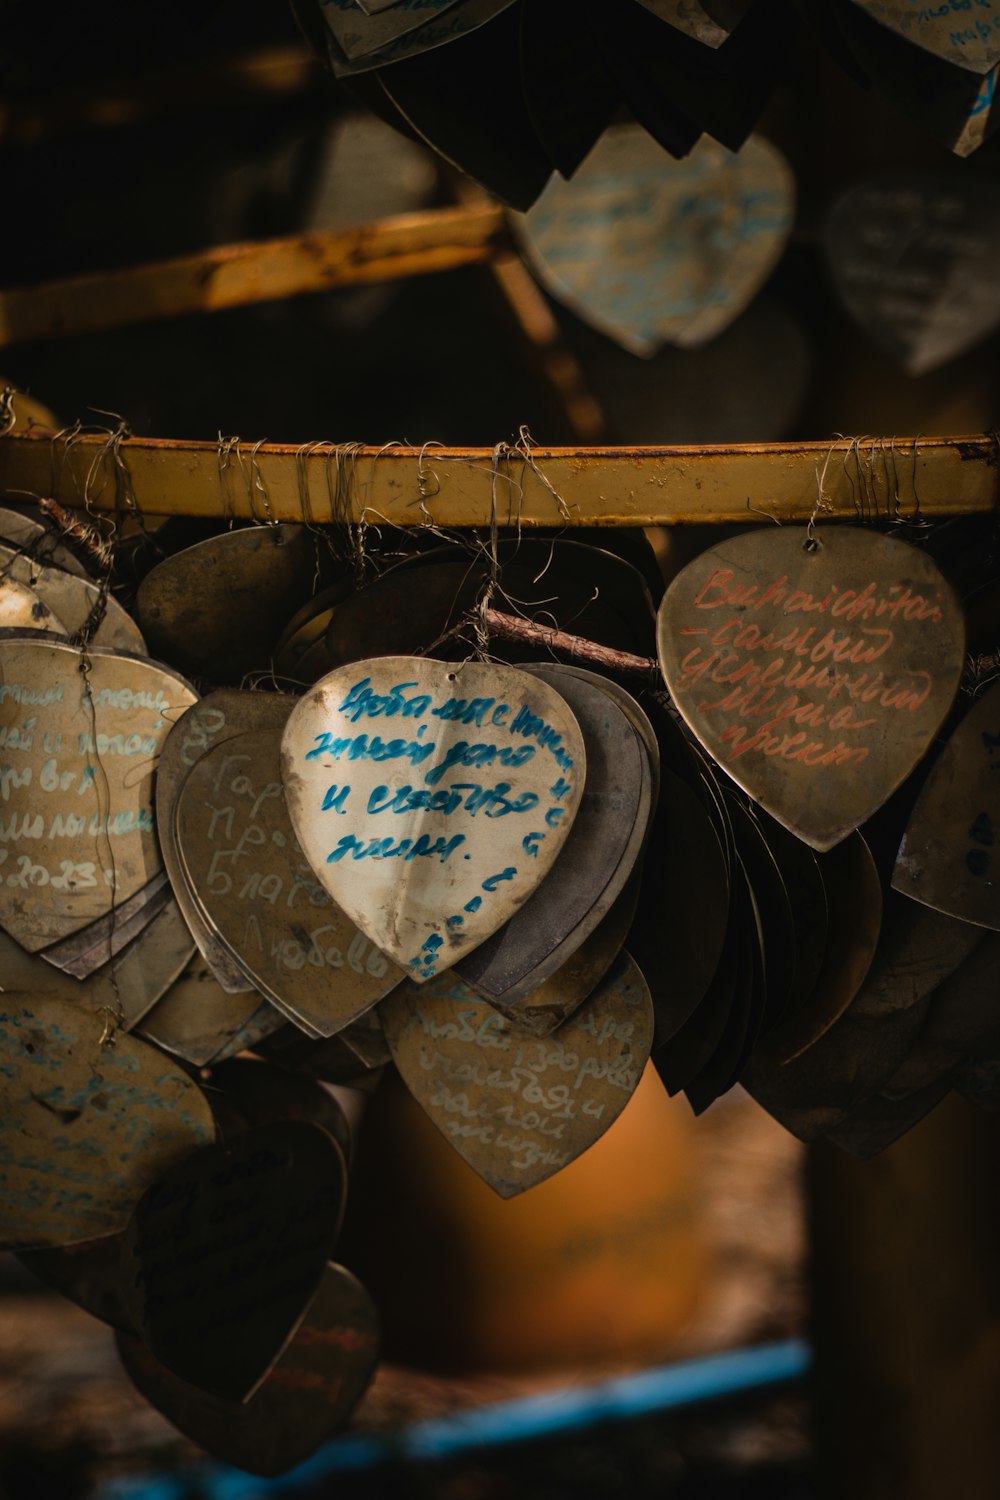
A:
[447,672,457,681]
[803,538,821,554]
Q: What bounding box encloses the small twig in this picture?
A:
[480,608,658,677]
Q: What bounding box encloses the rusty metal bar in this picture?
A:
[0,428,995,526]
[0,205,509,347]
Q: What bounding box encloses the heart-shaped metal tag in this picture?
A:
[657,526,964,850]
[0,993,215,1250]
[827,174,1000,374]
[176,725,403,1034]
[116,1262,378,1476]
[849,0,1000,74]
[516,126,794,355]
[120,1121,346,1401]
[893,678,1000,928]
[281,658,585,980]
[0,637,196,951]
[382,952,654,1196]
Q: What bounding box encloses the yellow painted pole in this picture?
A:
[0,205,509,347]
[0,428,995,526]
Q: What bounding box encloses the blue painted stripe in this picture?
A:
[99,1338,810,1500]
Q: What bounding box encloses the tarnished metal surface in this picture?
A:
[1,426,996,526]
[657,525,966,849]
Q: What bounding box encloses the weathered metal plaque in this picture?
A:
[0,993,214,1249]
[456,669,646,1004]
[653,885,742,1095]
[894,678,1000,929]
[0,900,194,1030]
[137,955,283,1068]
[628,767,729,1044]
[325,0,517,75]
[634,0,750,47]
[322,0,465,62]
[120,1122,346,1402]
[116,1262,378,1476]
[0,577,66,635]
[827,175,1000,374]
[157,691,293,994]
[755,811,829,1018]
[382,951,653,1197]
[39,871,172,979]
[836,3,1000,157]
[0,637,196,950]
[281,658,585,980]
[762,831,882,1061]
[850,0,1000,73]
[725,792,797,1024]
[491,870,640,1037]
[657,526,965,850]
[136,525,321,684]
[516,126,793,354]
[683,875,758,1113]
[176,727,402,1035]
[0,545,145,652]
[0,506,90,579]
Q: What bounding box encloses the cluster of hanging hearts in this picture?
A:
[0,492,998,1470]
[294,0,1000,214]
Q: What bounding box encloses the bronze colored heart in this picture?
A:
[0,993,214,1249]
[138,955,283,1068]
[383,951,653,1197]
[893,678,1000,929]
[158,691,293,995]
[175,726,402,1035]
[116,1262,378,1476]
[0,637,196,950]
[120,1121,346,1401]
[827,175,1000,374]
[657,526,964,850]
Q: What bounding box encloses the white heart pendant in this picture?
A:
[280,658,586,980]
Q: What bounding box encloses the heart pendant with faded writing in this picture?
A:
[827,174,1000,374]
[0,637,197,951]
[657,526,965,850]
[382,952,654,1197]
[0,993,215,1250]
[158,691,292,995]
[175,726,403,1036]
[120,1121,346,1401]
[515,126,794,355]
[893,678,1000,928]
[116,1261,378,1476]
[281,658,586,981]
[849,0,1000,74]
